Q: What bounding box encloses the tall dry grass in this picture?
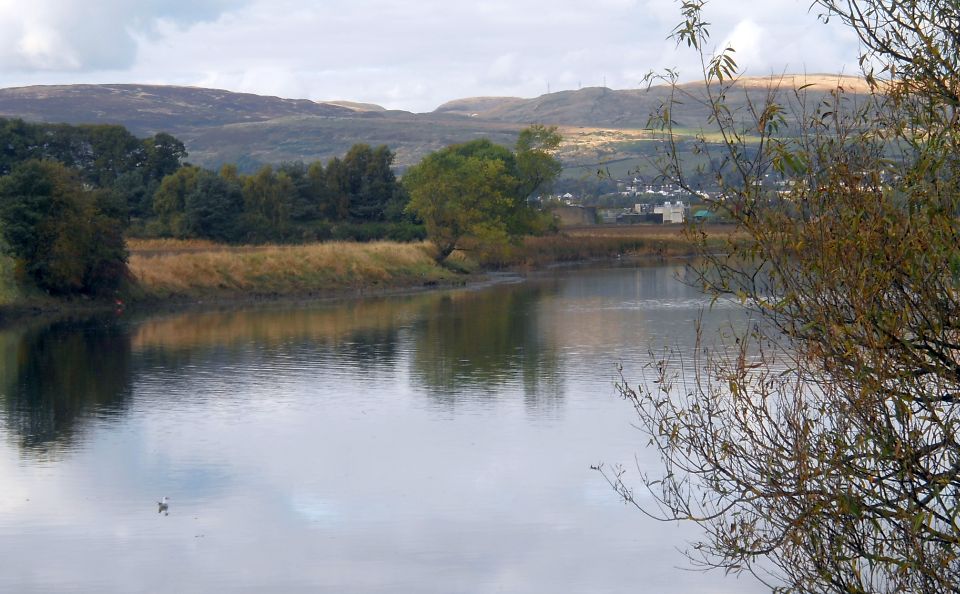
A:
[124,226,737,302]
[128,240,457,299]
[476,224,738,269]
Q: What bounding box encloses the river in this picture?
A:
[0,264,764,593]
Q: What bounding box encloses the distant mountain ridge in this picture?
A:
[0,83,364,136]
[435,74,871,128]
[0,75,869,172]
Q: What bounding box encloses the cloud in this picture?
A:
[0,0,863,111]
[717,20,764,69]
[0,0,245,71]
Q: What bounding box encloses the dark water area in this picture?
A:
[0,265,763,593]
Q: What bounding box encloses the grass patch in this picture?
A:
[127,240,463,301]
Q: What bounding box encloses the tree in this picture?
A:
[241,165,296,238]
[323,157,351,221]
[403,130,561,262]
[514,124,563,199]
[0,160,128,294]
[152,165,203,236]
[276,160,316,222]
[184,170,243,242]
[600,2,960,592]
[142,132,187,183]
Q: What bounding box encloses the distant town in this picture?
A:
[540,172,810,226]
[542,178,721,226]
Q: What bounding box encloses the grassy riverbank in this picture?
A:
[126,239,464,301]
[0,224,734,315]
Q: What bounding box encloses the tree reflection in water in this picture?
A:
[410,283,564,413]
[0,316,132,454]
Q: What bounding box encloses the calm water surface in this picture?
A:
[0,264,764,593]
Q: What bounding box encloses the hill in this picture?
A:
[0,84,361,135]
[434,74,870,128]
[0,75,869,173]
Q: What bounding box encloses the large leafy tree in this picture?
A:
[603,1,960,592]
[0,160,128,294]
[403,141,516,261]
[403,128,561,262]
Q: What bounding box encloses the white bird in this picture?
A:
[158,497,169,515]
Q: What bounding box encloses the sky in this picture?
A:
[0,0,862,112]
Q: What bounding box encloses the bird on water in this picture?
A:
[158,497,169,515]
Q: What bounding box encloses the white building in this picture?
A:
[654,201,686,224]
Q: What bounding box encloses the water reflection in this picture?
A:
[0,316,132,453]
[0,266,712,456]
[129,299,420,370]
[409,284,564,412]
[129,287,567,415]
[0,265,763,594]
[0,265,727,456]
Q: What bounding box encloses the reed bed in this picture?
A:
[1,226,737,313]
[477,224,737,269]
[129,240,458,300]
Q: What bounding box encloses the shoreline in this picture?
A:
[0,226,730,324]
[0,255,688,327]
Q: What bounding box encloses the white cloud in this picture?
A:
[0,0,863,111]
[717,19,764,70]
[0,0,244,71]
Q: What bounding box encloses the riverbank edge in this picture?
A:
[0,273,479,323]
[0,230,725,322]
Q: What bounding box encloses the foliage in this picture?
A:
[184,170,244,242]
[514,124,563,198]
[152,165,203,237]
[142,132,188,183]
[0,118,186,188]
[0,160,128,295]
[342,144,406,222]
[403,127,562,262]
[141,144,409,243]
[600,1,960,592]
[403,140,515,262]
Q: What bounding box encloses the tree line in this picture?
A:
[0,118,562,295]
[143,144,416,244]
